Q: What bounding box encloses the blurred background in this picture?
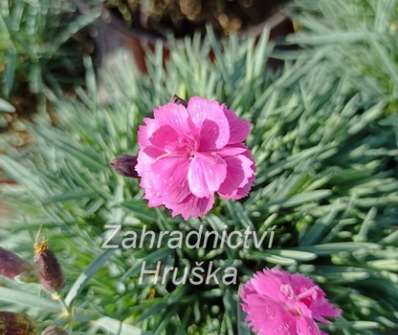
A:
[0,0,290,127]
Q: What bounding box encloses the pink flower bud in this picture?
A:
[0,247,30,279]
[110,155,138,178]
[0,311,35,335]
[34,242,64,292]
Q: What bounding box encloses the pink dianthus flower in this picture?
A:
[240,268,341,335]
[135,96,255,220]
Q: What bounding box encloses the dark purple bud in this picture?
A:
[34,242,64,292]
[0,247,30,279]
[0,311,36,335]
[171,95,187,107]
[42,325,68,335]
[110,155,138,178]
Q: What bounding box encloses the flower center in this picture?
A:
[285,304,303,317]
[176,135,198,157]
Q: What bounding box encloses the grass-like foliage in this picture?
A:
[0,0,99,99]
[290,0,398,103]
[1,7,398,335]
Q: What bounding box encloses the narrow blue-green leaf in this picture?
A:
[295,242,380,256]
[0,287,63,312]
[269,249,317,261]
[94,316,147,335]
[288,31,371,45]
[120,200,158,223]
[237,287,251,335]
[46,190,95,204]
[65,249,115,307]
[273,190,332,209]
[300,203,340,246]
[3,51,16,96]
[122,248,173,280]
[242,251,296,265]
[0,98,15,112]
[370,39,398,94]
